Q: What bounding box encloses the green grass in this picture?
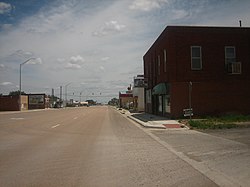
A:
[188,115,250,129]
[218,114,250,122]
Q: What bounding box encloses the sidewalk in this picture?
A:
[119,109,188,129]
[0,108,55,115]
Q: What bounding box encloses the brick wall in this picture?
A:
[171,80,250,118]
[144,26,250,117]
[0,95,19,111]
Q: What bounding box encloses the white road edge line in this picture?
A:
[51,124,60,128]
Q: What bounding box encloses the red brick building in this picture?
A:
[119,91,133,109]
[0,94,46,111]
[0,95,28,111]
[144,26,250,118]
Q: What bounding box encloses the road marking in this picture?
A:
[51,124,60,128]
[73,117,78,120]
[10,118,24,120]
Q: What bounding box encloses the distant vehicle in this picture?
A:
[53,103,63,108]
[80,101,89,107]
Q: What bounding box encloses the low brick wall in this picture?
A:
[0,95,19,111]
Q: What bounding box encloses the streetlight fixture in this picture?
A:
[19,58,36,111]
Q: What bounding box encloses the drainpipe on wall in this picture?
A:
[189,81,192,120]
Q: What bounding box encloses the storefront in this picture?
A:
[28,94,46,110]
[152,83,170,116]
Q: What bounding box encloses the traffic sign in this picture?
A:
[183,108,193,117]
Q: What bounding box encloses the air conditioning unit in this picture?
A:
[227,62,241,74]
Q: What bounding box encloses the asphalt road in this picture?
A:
[0,106,218,187]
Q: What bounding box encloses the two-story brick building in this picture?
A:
[144,26,250,118]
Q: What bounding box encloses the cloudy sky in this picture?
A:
[0,0,250,102]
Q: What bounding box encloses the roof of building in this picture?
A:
[144,25,250,57]
[119,91,133,97]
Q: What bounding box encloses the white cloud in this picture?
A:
[171,9,189,20]
[92,20,126,37]
[129,0,168,11]
[99,66,105,71]
[0,82,13,86]
[10,50,34,60]
[65,62,81,69]
[57,58,66,63]
[0,2,12,14]
[64,55,84,69]
[26,58,43,65]
[101,56,110,61]
[69,55,84,64]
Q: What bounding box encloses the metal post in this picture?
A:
[65,86,67,106]
[19,64,22,111]
[60,86,62,107]
[189,81,192,120]
[19,58,36,111]
[64,83,71,107]
[52,88,54,107]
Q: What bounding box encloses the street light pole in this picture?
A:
[19,58,36,111]
[64,82,72,107]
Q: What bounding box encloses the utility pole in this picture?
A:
[52,88,54,107]
[65,82,72,107]
[60,86,62,107]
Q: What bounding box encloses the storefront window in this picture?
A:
[158,96,162,112]
[165,96,170,113]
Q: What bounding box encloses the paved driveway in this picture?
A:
[200,128,250,146]
[149,127,250,187]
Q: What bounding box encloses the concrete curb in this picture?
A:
[114,107,189,130]
[127,115,166,129]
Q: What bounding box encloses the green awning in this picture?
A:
[152,83,169,95]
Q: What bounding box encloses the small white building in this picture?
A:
[132,75,145,112]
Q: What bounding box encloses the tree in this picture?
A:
[9,91,26,96]
[108,98,119,106]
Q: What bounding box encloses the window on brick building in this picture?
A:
[163,49,167,72]
[225,46,236,64]
[191,46,202,70]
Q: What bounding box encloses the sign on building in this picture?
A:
[28,94,46,110]
[29,95,45,105]
[183,108,193,117]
